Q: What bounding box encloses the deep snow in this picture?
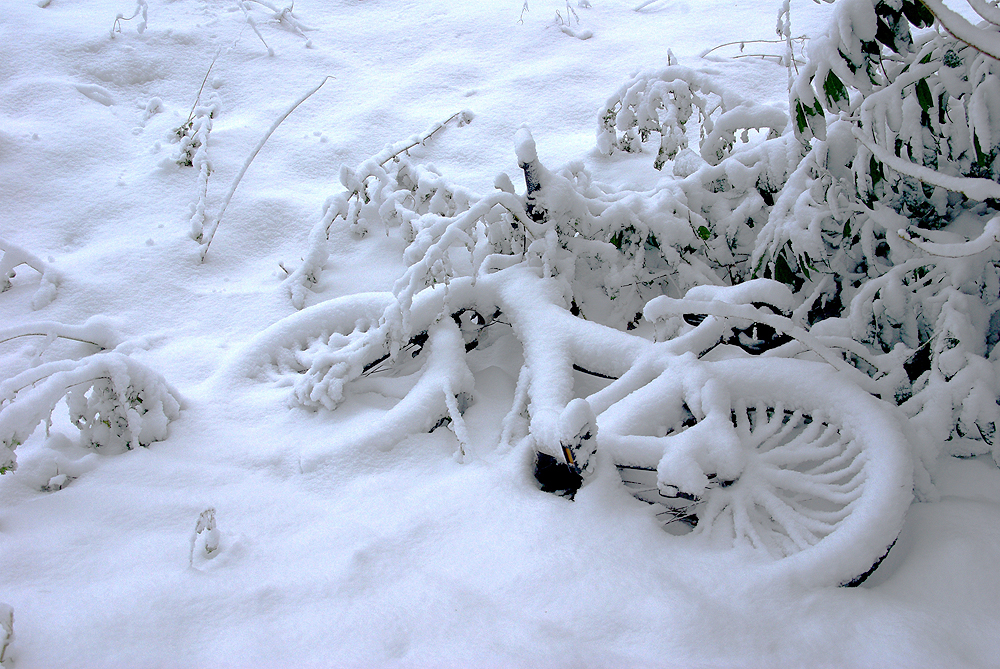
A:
[1,0,999,666]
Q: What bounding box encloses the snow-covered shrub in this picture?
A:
[515,126,806,327]
[752,0,1000,464]
[0,237,61,310]
[273,61,812,421]
[598,64,787,169]
[286,110,476,309]
[0,351,182,474]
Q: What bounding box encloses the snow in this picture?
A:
[2,0,999,666]
[924,0,1000,59]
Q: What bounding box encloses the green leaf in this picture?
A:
[839,48,859,75]
[915,78,933,113]
[902,0,935,28]
[875,16,901,53]
[697,225,711,240]
[823,70,849,110]
[794,97,827,141]
[974,134,988,168]
[803,251,817,271]
[795,100,809,135]
[773,252,798,287]
[870,155,884,186]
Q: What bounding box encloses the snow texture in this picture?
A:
[2,0,999,667]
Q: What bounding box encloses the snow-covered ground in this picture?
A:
[1,0,999,666]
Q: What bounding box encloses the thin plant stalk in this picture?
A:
[200,76,334,260]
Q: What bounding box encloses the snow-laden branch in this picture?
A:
[0,352,182,473]
[852,124,1000,201]
[921,0,1000,60]
[644,294,855,374]
[0,238,61,309]
[968,0,1000,26]
[898,217,1000,257]
[0,317,119,350]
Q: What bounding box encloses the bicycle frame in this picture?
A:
[225,137,916,587]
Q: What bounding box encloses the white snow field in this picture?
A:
[1,0,999,666]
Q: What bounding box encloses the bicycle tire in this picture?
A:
[227,290,474,468]
[609,357,913,587]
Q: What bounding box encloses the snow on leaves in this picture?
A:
[597,65,788,169]
[0,330,182,474]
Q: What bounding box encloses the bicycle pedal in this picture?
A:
[534,451,583,499]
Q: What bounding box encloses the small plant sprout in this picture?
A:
[179,98,219,241]
[41,466,73,492]
[178,51,222,136]
[231,0,314,53]
[110,0,148,38]
[173,53,222,242]
[140,97,163,127]
[555,0,592,38]
[190,508,221,566]
[237,0,274,56]
[556,0,580,26]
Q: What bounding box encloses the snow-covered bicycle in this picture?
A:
[228,129,914,589]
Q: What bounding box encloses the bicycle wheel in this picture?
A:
[608,357,913,587]
[227,289,475,467]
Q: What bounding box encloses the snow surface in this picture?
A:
[2,0,999,666]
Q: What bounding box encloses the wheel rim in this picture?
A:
[690,402,865,558]
[610,358,913,586]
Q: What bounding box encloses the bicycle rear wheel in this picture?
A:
[609,357,913,587]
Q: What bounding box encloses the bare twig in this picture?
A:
[185,50,221,128]
[200,76,334,260]
[700,36,805,58]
